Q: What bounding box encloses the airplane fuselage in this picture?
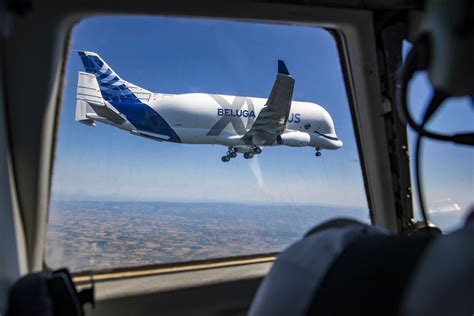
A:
[76,51,342,160]
[112,92,342,150]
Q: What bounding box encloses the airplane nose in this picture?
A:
[313,131,343,149]
[327,137,343,150]
[333,138,343,148]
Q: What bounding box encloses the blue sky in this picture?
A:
[407,77,473,215]
[402,41,473,217]
[51,16,472,211]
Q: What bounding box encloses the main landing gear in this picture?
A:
[221,146,262,162]
[244,146,263,159]
[243,152,254,159]
[243,146,262,159]
[221,147,238,162]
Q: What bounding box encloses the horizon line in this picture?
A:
[50,198,368,209]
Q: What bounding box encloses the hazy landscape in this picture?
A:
[46,200,369,271]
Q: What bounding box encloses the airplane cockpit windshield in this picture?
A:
[45,16,472,273]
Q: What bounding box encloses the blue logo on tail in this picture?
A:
[78,51,181,143]
[78,52,136,102]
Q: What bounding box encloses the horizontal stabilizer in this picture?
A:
[76,71,127,125]
[88,103,126,125]
[75,100,95,126]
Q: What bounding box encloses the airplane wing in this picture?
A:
[244,60,295,144]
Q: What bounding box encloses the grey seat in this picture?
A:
[248,219,474,316]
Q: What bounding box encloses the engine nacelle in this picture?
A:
[276,131,311,147]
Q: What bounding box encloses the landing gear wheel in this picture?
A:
[315,151,322,157]
[230,152,237,158]
[244,152,254,159]
[253,147,262,154]
[222,156,230,162]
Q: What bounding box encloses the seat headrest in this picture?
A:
[249,219,474,316]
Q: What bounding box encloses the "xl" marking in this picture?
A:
[206,95,255,136]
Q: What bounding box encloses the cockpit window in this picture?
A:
[405,42,473,232]
[46,16,369,272]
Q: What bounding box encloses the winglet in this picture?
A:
[278,60,290,75]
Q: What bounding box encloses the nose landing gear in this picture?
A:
[315,147,322,157]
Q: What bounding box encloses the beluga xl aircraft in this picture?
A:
[75,51,343,162]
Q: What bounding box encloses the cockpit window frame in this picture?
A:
[58,17,389,279]
[58,21,386,282]
[4,1,401,278]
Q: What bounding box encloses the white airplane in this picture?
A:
[75,51,343,162]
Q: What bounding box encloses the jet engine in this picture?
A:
[276,131,311,147]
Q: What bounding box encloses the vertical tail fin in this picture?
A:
[76,51,180,142]
[77,51,151,102]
